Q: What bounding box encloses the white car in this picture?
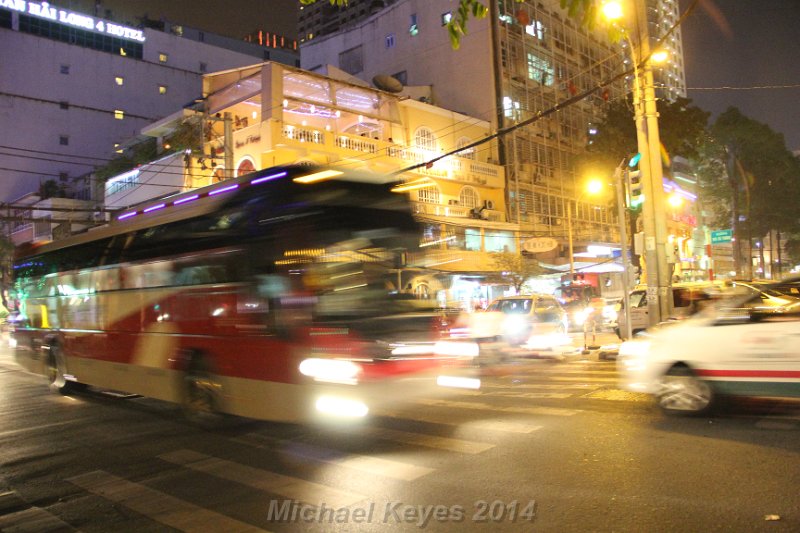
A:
[617,291,800,415]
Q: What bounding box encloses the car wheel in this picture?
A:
[655,365,714,415]
[46,345,84,394]
[182,355,225,426]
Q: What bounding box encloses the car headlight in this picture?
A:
[503,315,528,335]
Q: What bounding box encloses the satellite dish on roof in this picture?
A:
[372,74,403,93]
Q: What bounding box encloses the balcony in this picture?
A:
[411,201,503,222]
[274,122,504,187]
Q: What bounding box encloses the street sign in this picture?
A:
[710,229,732,244]
[522,237,558,253]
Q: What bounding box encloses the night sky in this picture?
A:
[680,0,800,151]
[60,1,800,151]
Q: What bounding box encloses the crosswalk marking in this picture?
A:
[480,383,596,390]
[235,433,434,481]
[414,398,581,417]
[376,408,543,434]
[536,375,619,383]
[159,449,365,508]
[445,388,574,399]
[348,426,495,454]
[0,506,75,532]
[68,470,268,533]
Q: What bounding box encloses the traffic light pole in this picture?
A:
[632,2,671,326]
[614,161,633,340]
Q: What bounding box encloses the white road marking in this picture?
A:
[158,449,364,508]
[0,506,75,532]
[414,398,581,417]
[347,426,495,454]
[234,433,434,481]
[376,408,543,434]
[68,470,268,532]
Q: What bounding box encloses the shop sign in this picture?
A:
[522,237,558,253]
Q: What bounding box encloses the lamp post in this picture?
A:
[567,179,604,276]
[605,0,672,327]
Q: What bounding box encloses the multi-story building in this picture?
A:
[299,0,631,277]
[299,0,399,43]
[101,62,514,308]
[0,0,299,208]
[645,0,687,101]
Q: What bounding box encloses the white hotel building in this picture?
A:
[0,0,298,243]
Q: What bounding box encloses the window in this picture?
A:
[114,110,124,120]
[158,52,168,63]
[485,231,516,253]
[459,187,480,209]
[527,53,554,85]
[456,137,475,159]
[339,46,363,74]
[417,186,440,204]
[441,12,452,26]
[158,85,167,95]
[59,101,69,110]
[385,33,395,48]
[503,96,520,119]
[60,64,70,74]
[409,13,418,36]
[59,135,69,146]
[413,127,437,152]
[115,76,124,86]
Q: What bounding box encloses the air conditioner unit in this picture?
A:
[484,200,495,210]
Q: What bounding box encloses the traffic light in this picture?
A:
[626,153,643,209]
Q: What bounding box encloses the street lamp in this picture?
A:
[604,0,672,327]
[567,179,603,276]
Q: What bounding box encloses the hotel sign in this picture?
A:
[1,0,146,42]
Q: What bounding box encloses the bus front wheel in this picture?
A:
[46,345,84,394]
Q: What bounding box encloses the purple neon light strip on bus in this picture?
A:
[143,203,166,213]
[251,171,287,185]
[173,194,200,206]
[208,184,239,196]
[118,211,138,220]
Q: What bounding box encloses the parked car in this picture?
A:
[616,282,729,338]
[617,284,800,415]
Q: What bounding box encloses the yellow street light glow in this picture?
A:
[668,193,683,207]
[293,169,344,183]
[586,178,604,195]
[651,50,669,63]
[601,1,623,21]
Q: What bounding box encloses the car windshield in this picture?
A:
[487,299,533,314]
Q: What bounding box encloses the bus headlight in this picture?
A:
[299,358,361,385]
[434,340,479,358]
[315,396,369,418]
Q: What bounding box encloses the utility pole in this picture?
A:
[632,0,671,326]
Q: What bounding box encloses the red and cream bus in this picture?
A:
[10,165,479,423]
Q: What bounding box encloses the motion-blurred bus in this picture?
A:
[10,165,478,423]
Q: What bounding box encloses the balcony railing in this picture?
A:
[276,124,504,187]
[411,201,502,222]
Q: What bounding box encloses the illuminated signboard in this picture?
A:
[0,0,146,42]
